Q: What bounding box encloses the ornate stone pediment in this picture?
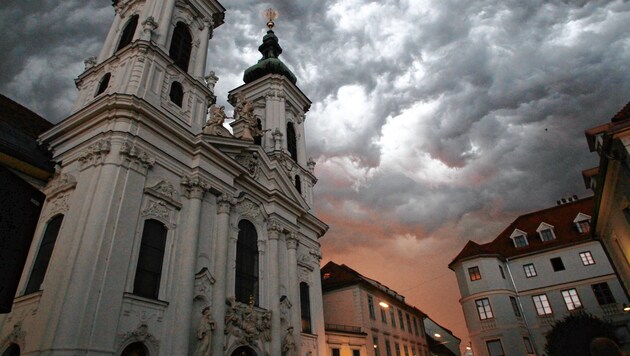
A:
[118,324,160,351]
[235,151,260,178]
[224,297,271,347]
[194,267,215,303]
[235,198,265,221]
[144,179,181,208]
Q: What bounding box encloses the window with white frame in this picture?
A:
[523,263,537,278]
[510,229,528,248]
[580,251,595,265]
[573,212,592,233]
[537,222,556,241]
[475,298,494,320]
[561,288,582,310]
[532,294,553,315]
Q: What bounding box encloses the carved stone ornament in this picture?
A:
[267,218,284,234]
[78,139,111,168]
[235,199,263,220]
[282,326,297,356]
[306,157,316,174]
[217,193,236,214]
[47,193,71,217]
[205,71,218,92]
[272,128,283,151]
[84,56,97,70]
[235,151,260,178]
[120,141,156,171]
[141,199,171,221]
[279,295,292,328]
[141,16,158,41]
[194,267,216,302]
[45,172,77,200]
[286,232,299,250]
[144,179,182,208]
[181,175,210,199]
[203,104,232,137]
[277,154,297,177]
[193,306,216,356]
[298,249,322,272]
[119,324,159,350]
[2,322,25,349]
[224,297,272,346]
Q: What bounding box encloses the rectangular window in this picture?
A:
[332,349,340,356]
[510,296,521,317]
[374,336,380,356]
[499,265,505,279]
[368,295,376,320]
[25,215,64,294]
[577,220,591,233]
[592,282,616,305]
[580,251,595,265]
[353,350,361,356]
[514,235,528,247]
[381,307,388,324]
[468,266,481,281]
[398,309,405,330]
[561,288,582,310]
[411,346,417,356]
[413,317,419,336]
[390,308,396,328]
[475,298,494,320]
[523,337,534,354]
[133,219,168,299]
[550,257,565,271]
[385,339,392,356]
[403,345,409,356]
[532,294,553,315]
[406,313,412,333]
[540,229,554,241]
[486,339,505,356]
[300,282,312,333]
[395,343,401,356]
[523,263,537,278]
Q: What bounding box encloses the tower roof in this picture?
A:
[243,28,297,85]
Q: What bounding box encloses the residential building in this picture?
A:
[321,262,430,356]
[423,316,461,356]
[0,1,328,355]
[583,100,630,293]
[449,197,630,356]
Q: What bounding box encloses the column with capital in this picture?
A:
[267,221,282,355]
[211,193,233,356]
[286,232,301,352]
[171,175,209,354]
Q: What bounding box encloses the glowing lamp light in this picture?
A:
[624,303,630,312]
[434,333,442,338]
[379,301,389,308]
[466,346,472,350]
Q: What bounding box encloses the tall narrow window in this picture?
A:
[385,339,392,356]
[254,119,263,146]
[169,22,192,72]
[373,336,380,356]
[381,306,387,324]
[368,295,376,319]
[116,14,139,51]
[300,282,312,333]
[235,220,259,305]
[95,73,111,97]
[390,308,396,328]
[295,175,302,194]
[413,317,419,335]
[406,313,412,334]
[475,298,494,320]
[398,309,404,330]
[287,122,297,161]
[395,343,401,356]
[133,219,168,299]
[523,337,534,354]
[499,265,505,279]
[523,263,537,278]
[169,81,184,107]
[510,296,521,317]
[592,282,616,305]
[25,215,63,294]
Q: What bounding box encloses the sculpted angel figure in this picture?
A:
[193,307,216,356]
[203,104,228,136]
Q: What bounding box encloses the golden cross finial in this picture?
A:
[263,8,278,30]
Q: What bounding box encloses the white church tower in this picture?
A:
[0,2,328,356]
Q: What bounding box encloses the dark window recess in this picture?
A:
[332,349,341,356]
[2,343,20,356]
[169,22,192,72]
[510,296,521,317]
[287,122,297,161]
[117,15,139,52]
[592,282,616,305]
[300,282,312,333]
[121,342,148,356]
[353,350,361,356]
[550,257,565,271]
[95,73,111,97]
[486,339,505,356]
[499,265,505,279]
[295,175,302,194]
[254,119,263,146]
[169,81,184,107]
[133,220,168,299]
[236,220,259,305]
[25,215,64,294]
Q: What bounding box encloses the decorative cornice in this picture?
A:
[120,141,156,173]
[79,139,111,168]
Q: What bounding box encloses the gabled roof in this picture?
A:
[321,261,427,317]
[612,100,630,123]
[449,197,594,268]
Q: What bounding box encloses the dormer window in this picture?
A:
[509,229,528,248]
[536,223,556,242]
[573,213,592,233]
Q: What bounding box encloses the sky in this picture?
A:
[2,0,630,351]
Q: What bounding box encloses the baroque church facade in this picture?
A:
[0,0,328,355]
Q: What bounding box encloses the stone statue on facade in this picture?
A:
[234,94,267,142]
[224,296,272,346]
[203,104,231,137]
[282,326,297,356]
[193,306,216,356]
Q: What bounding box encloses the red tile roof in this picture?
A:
[612,100,630,123]
[449,197,594,268]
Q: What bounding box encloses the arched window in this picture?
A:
[169,22,192,72]
[25,215,63,294]
[2,343,20,356]
[295,175,302,194]
[121,342,148,356]
[235,220,258,305]
[95,73,111,97]
[169,81,184,107]
[300,282,312,333]
[116,14,139,52]
[287,122,297,161]
[133,219,168,300]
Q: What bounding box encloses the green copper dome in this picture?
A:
[243,30,297,85]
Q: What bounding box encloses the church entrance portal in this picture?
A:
[231,346,257,356]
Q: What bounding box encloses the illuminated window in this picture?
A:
[475,298,493,320]
[561,289,582,310]
[468,266,481,281]
[580,251,595,265]
[523,263,537,278]
[532,294,552,315]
